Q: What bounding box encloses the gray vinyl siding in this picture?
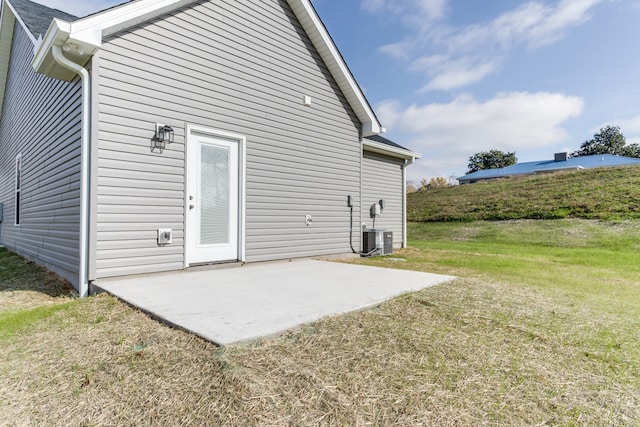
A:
[362,152,404,248]
[0,24,82,286]
[94,0,362,278]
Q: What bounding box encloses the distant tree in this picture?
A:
[413,176,456,191]
[572,125,640,158]
[467,150,517,174]
[427,177,449,189]
[418,178,429,191]
[622,143,640,158]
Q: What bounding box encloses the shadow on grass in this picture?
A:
[0,247,75,299]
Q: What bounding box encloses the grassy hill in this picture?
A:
[408,165,640,222]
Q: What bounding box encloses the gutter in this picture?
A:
[363,139,422,161]
[51,45,91,297]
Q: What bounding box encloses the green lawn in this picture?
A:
[404,220,640,316]
[1,220,639,425]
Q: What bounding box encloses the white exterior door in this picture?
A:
[186,129,242,265]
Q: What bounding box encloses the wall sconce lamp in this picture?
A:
[152,123,174,153]
[156,124,174,144]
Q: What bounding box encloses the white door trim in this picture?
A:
[185,124,246,267]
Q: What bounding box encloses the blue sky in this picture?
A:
[34,0,640,183]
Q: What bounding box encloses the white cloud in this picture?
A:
[415,56,500,92]
[528,0,602,47]
[607,115,640,145]
[378,40,417,61]
[379,92,584,180]
[361,0,446,23]
[449,0,602,51]
[613,115,640,133]
[416,0,447,21]
[372,0,605,91]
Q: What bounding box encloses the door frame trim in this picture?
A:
[184,124,246,267]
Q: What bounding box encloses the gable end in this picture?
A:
[31,0,382,136]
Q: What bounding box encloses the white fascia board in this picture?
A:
[32,0,198,80]
[4,0,36,44]
[363,139,422,161]
[69,0,199,44]
[33,18,71,61]
[32,18,77,80]
[287,0,382,137]
[0,0,17,117]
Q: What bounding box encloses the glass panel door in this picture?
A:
[187,132,239,264]
[200,144,230,245]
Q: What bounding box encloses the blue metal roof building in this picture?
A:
[458,153,640,184]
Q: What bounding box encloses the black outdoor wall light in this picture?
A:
[155,124,175,144]
[151,123,175,153]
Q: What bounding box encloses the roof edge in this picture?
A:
[4,0,37,44]
[31,0,385,137]
[70,0,199,45]
[32,0,199,80]
[363,139,422,160]
[32,17,78,81]
[288,0,382,137]
[0,0,18,117]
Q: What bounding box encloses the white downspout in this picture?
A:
[402,157,414,249]
[51,45,90,298]
[359,135,364,252]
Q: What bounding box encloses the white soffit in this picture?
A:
[363,139,422,161]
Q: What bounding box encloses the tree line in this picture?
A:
[408,125,639,193]
[466,125,639,174]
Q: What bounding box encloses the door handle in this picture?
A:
[189,204,195,210]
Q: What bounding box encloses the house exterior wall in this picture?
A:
[0,23,82,286]
[93,0,362,279]
[362,151,404,248]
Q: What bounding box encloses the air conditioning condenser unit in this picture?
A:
[362,229,393,256]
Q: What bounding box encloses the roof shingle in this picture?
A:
[9,0,76,39]
[364,134,409,151]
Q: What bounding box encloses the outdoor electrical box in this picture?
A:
[158,228,172,245]
[370,203,381,218]
[362,229,393,256]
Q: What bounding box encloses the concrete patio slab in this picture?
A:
[94,259,455,345]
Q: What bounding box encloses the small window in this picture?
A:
[15,154,21,225]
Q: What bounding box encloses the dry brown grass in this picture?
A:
[1,295,249,426]
[1,276,638,426]
[0,248,74,311]
[2,222,640,427]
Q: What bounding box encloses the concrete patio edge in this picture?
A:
[94,259,456,345]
